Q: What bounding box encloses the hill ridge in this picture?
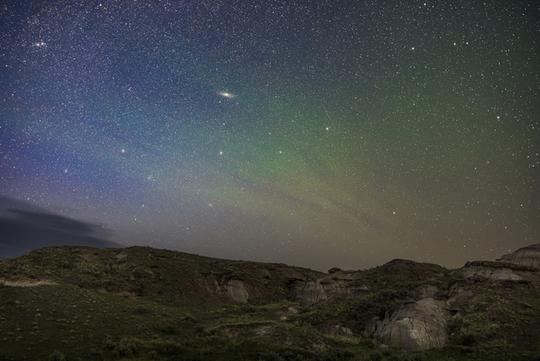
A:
[1,244,539,360]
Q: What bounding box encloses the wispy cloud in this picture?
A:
[0,196,117,258]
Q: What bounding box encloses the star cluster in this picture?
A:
[0,0,538,269]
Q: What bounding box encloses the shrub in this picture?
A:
[350,289,409,325]
[132,306,151,315]
[112,337,139,357]
[356,350,383,361]
[314,349,354,361]
[258,351,286,361]
[455,333,477,347]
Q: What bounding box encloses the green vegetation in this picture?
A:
[0,246,539,360]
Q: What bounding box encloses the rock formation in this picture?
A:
[499,243,540,268]
[226,279,249,303]
[461,261,525,281]
[294,269,369,305]
[368,298,448,350]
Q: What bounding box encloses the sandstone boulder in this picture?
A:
[369,298,448,350]
[226,280,249,303]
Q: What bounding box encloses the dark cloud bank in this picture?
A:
[0,196,117,259]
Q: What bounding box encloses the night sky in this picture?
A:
[0,1,538,270]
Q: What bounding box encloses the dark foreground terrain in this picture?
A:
[1,244,539,361]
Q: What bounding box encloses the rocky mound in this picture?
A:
[499,243,540,268]
[0,246,322,307]
[460,260,537,282]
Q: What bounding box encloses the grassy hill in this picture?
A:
[1,246,539,361]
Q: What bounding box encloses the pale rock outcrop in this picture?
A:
[319,276,349,298]
[461,262,524,281]
[114,252,128,260]
[283,269,307,282]
[498,243,540,268]
[226,280,249,303]
[205,275,222,293]
[0,278,57,287]
[296,280,328,305]
[330,325,353,337]
[446,284,474,310]
[369,298,448,351]
[277,305,299,321]
[295,269,369,305]
[414,285,438,299]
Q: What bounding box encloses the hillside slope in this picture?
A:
[1,246,539,361]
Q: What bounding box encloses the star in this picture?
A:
[0,0,536,273]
